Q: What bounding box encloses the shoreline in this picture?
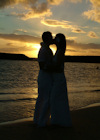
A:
[0,102,100,140]
[0,102,100,126]
[0,117,33,126]
[75,102,100,110]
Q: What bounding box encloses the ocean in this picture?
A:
[0,60,100,123]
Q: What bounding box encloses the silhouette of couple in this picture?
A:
[34,31,72,127]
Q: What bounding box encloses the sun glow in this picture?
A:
[31,44,41,58]
[26,43,56,58]
[24,43,41,58]
[32,44,56,57]
[32,44,41,50]
[32,44,56,55]
[50,44,57,55]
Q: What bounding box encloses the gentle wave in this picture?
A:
[87,89,100,93]
[1,89,100,95]
[0,92,28,95]
[0,97,36,103]
[70,89,100,94]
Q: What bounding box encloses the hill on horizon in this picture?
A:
[0,52,34,60]
[0,52,100,63]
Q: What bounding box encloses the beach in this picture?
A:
[0,60,100,140]
[0,103,100,140]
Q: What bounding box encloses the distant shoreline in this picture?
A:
[0,52,37,61]
[0,52,100,63]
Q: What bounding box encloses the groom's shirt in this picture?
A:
[38,42,53,71]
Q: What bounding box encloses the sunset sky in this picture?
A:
[0,0,100,58]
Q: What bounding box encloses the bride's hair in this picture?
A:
[56,33,66,53]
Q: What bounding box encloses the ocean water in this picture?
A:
[0,60,100,123]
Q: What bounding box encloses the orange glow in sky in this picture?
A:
[0,0,100,57]
[25,43,56,58]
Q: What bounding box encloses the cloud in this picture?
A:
[67,40,100,51]
[68,0,82,3]
[87,31,99,38]
[8,3,52,20]
[65,38,100,56]
[66,36,77,40]
[83,0,100,23]
[47,0,82,5]
[0,33,100,56]
[14,29,27,34]
[0,0,37,8]
[90,0,100,7]
[0,33,41,43]
[41,19,85,33]
[6,42,14,46]
[47,0,64,5]
[0,44,34,54]
[41,19,71,28]
[0,0,52,20]
[0,33,40,57]
[72,28,86,33]
[0,0,83,20]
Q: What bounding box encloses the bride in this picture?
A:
[50,33,72,127]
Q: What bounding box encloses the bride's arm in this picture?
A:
[43,50,64,72]
[39,58,59,72]
[52,50,64,72]
[54,50,64,65]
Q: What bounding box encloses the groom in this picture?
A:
[38,31,53,71]
[34,31,53,127]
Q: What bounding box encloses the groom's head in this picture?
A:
[42,31,53,45]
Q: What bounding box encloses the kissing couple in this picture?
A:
[34,31,72,127]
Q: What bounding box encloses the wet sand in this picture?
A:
[0,104,100,140]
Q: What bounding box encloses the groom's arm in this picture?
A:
[38,49,55,72]
[40,60,63,73]
[38,49,63,72]
[39,61,54,72]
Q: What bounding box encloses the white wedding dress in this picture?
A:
[50,50,72,127]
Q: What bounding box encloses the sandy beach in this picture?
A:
[0,104,100,140]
